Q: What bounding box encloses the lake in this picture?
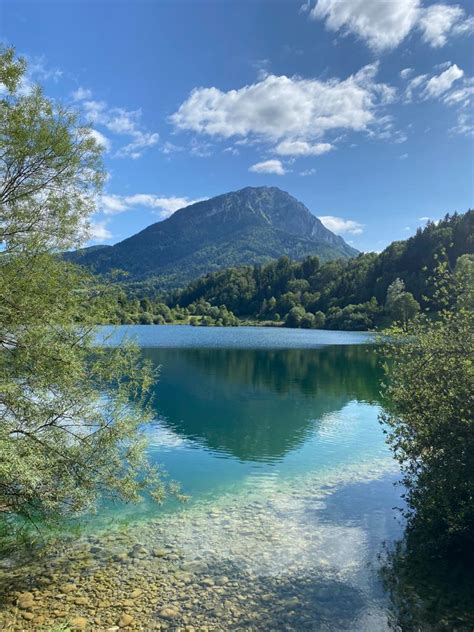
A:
[1,326,404,631]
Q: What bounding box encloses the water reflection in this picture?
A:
[381,529,474,630]
[144,345,382,463]
[0,336,408,631]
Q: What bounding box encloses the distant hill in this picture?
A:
[66,186,358,287]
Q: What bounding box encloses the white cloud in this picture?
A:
[161,141,184,155]
[299,168,317,176]
[101,193,204,219]
[318,215,363,235]
[27,55,63,83]
[73,90,159,159]
[275,140,334,156]
[442,77,474,107]
[450,111,474,137]
[404,63,466,102]
[171,65,395,153]
[307,0,473,51]
[400,68,414,79]
[424,63,464,98]
[89,220,112,241]
[0,55,63,96]
[87,128,111,152]
[249,159,286,175]
[309,0,420,52]
[72,86,92,101]
[418,3,473,47]
[405,73,429,101]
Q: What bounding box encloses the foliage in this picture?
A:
[0,48,166,551]
[379,262,474,549]
[385,278,420,327]
[102,291,240,327]
[381,538,474,631]
[120,211,469,330]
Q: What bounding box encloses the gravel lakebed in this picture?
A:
[0,459,397,631]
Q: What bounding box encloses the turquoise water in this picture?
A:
[93,326,403,629]
[2,326,464,630]
[95,327,393,515]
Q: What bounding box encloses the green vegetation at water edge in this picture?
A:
[105,211,473,330]
[0,48,168,553]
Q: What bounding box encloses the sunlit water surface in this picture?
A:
[2,326,404,631]
[96,326,402,628]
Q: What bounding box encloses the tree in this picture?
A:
[0,49,168,550]
[455,254,474,310]
[313,311,326,329]
[380,266,474,550]
[300,312,316,329]
[285,305,306,328]
[385,278,420,326]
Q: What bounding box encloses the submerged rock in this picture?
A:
[118,613,134,627]
[159,606,179,619]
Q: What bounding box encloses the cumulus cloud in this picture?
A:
[424,63,464,98]
[442,78,474,107]
[400,68,414,80]
[171,64,395,155]
[450,111,474,137]
[88,220,112,241]
[73,89,159,159]
[306,0,473,52]
[401,62,473,136]
[249,159,286,175]
[405,73,429,101]
[72,86,92,101]
[87,128,111,152]
[405,63,465,101]
[275,140,334,156]
[418,3,474,47]
[101,193,204,218]
[309,0,420,52]
[318,215,363,235]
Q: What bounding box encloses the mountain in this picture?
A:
[67,186,358,287]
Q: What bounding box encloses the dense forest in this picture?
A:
[106,211,473,330]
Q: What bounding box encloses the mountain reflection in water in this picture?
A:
[145,344,382,463]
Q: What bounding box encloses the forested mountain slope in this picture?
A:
[66,186,357,287]
[164,210,473,329]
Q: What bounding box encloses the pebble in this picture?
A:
[17,592,35,609]
[0,461,394,630]
[159,606,179,619]
[118,613,135,627]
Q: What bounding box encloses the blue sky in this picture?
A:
[2,0,473,252]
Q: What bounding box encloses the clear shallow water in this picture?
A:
[95,327,402,627]
[2,326,404,631]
